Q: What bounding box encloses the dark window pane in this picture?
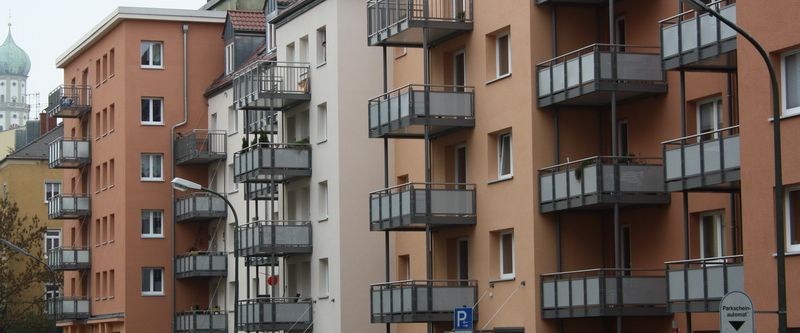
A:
[140,43,150,66]
[152,100,162,122]
[141,99,149,122]
[501,233,513,274]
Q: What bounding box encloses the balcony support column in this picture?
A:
[382,45,392,333]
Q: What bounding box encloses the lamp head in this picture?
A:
[171,177,202,192]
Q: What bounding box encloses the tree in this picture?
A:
[0,197,57,333]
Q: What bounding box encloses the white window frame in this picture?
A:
[225,43,235,75]
[141,267,164,296]
[499,230,515,280]
[44,180,62,203]
[141,210,164,238]
[140,154,163,181]
[317,26,327,66]
[785,186,800,252]
[495,32,511,78]
[44,229,61,258]
[498,132,513,180]
[319,258,330,297]
[318,181,329,221]
[317,103,327,143]
[141,98,164,125]
[140,41,164,69]
[696,97,723,141]
[782,49,800,117]
[267,23,277,52]
[699,211,724,259]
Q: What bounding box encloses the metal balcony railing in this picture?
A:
[665,255,744,313]
[370,183,476,231]
[660,0,737,71]
[245,256,278,267]
[233,143,312,184]
[370,280,478,323]
[175,193,227,222]
[237,298,312,332]
[47,85,92,118]
[662,126,740,192]
[48,137,90,169]
[536,44,666,107]
[368,84,474,138]
[367,0,473,46]
[538,156,669,213]
[175,130,226,165]
[45,297,90,321]
[176,252,227,279]
[244,110,279,135]
[176,310,227,333]
[48,194,91,220]
[535,0,606,5]
[233,61,310,110]
[244,183,279,201]
[235,220,312,257]
[541,269,668,319]
[47,246,90,271]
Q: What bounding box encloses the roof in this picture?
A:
[0,27,31,77]
[228,10,266,33]
[56,7,227,68]
[205,44,276,97]
[271,0,323,27]
[4,125,63,161]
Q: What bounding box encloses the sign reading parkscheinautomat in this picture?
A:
[720,291,754,333]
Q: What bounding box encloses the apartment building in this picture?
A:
[45,7,225,333]
[369,0,800,333]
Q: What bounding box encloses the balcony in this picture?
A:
[663,126,740,192]
[370,280,478,323]
[48,137,90,169]
[233,143,312,184]
[235,220,312,257]
[244,183,279,201]
[369,84,474,139]
[175,130,226,165]
[175,193,227,223]
[370,183,476,231]
[245,256,278,267]
[666,255,744,313]
[47,246,90,271]
[244,110,279,135]
[233,61,310,111]
[367,0,473,47]
[46,297,90,321]
[537,44,666,108]
[237,298,312,332]
[538,156,669,213]
[176,252,227,279]
[48,194,90,220]
[541,269,668,319]
[176,311,227,333]
[660,0,737,71]
[47,85,92,118]
[535,0,606,5]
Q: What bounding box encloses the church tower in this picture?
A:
[0,24,31,131]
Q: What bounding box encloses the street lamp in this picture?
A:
[0,238,61,289]
[680,1,787,332]
[171,177,239,226]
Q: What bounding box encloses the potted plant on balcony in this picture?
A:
[456,11,466,21]
[573,159,595,181]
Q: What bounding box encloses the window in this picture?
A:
[95,272,101,299]
[44,230,61,257]
[141,210,164,238]
[109,159,115,186]
[140,154,163,181]
[286,43,296,62]
[109,49,115,76]
[498,132,513,179]
[102,271,108,298]
[454,50,466,88]
[496,33,511,77]
[109,104,115,131]
[95,219,101,245]
[102,162,108,189]
[141,98,163,125]
[109,270,115,297]
[44,181,61,202]
[142,267,164,295]
[267,23,277,52]
[699,211,723,258]
[140,41,164,68]
[228,163,238,192]
[227,107,238,134]
[102,108,108,134]
[317,26,327,65]
[785,187,800,252]
[782,49,800,117]
[319,258,329,297]
[95,112,101,137]
[319,181,328,220]
[95,166,101,192]
[398,255,411,280]
[102,216,108,243]
[697,98,723,142]
[95,59,101,84]
[225,43,234,75]
[102,54,108,80]
[499,230,515,279]
[109,214,115,242]
[618,120,629,156]
[44,284,60,300]
[317,103,327,142]
[299,36,309,63]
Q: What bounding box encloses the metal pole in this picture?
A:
[382,45,391,333]
[679,69,693,333]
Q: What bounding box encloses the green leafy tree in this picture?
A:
[0,197,57,333]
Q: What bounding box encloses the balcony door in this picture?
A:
[700,212,724,259]
[453,50,466,92]
[621,225,632,276]
[457,238,469,283]
[452,0,466,19]
[454,145,467,184]
[697,98,723,142]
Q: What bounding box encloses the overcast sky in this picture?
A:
[4,0,207,115]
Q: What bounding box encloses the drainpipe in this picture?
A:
[170,23,190,333]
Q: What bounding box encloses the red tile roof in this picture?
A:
[228,10,266,33]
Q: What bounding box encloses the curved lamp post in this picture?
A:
[681,1,786,332]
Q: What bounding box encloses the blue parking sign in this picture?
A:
[454,307,473,331]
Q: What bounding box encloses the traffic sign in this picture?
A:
[720,291,754,333]
[453,307,473,331]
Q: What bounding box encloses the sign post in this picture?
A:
[454,307,473,333]
[720,291,754,333]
